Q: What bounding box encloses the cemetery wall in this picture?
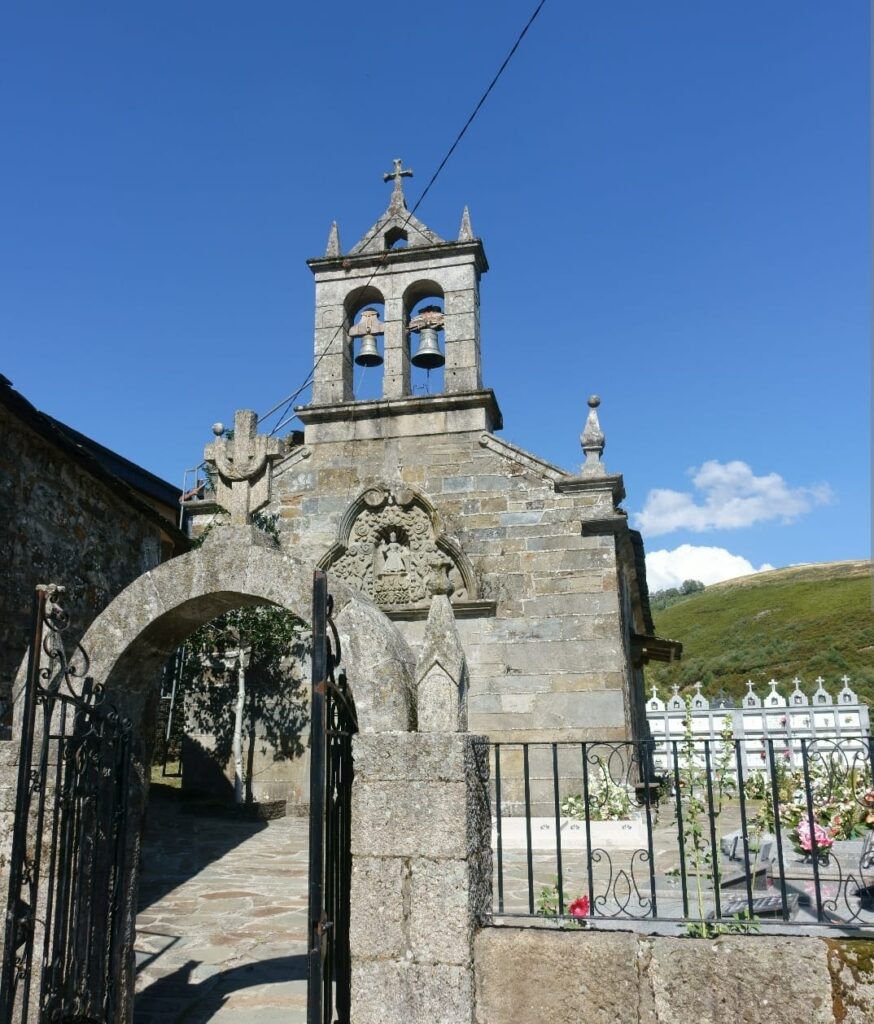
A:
[474,928,874,1024]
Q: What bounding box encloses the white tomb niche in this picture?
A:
[789,677,809,707]
[838,675,859,705]
[667,684,685,712]
[764,679,787,708]
[648,685,665,713]
[743,680,762,708]
[812,676,833,706]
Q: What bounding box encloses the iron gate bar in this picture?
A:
[307,570,356,1024]
[0,585,134,1024]
[306,571,329,1024]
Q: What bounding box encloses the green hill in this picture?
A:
[646,560,874,708]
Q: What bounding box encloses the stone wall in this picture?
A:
[474,928,874,1024]
[350,732,491,1024]
[262,428,644,747]
[0,400,172,703]
[0,397,183,897]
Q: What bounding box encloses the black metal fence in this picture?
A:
[485,735,874,934]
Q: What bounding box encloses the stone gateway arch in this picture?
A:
[3,522,453,1021]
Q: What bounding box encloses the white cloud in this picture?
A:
[645,544,775,592]
[634,460,832,537]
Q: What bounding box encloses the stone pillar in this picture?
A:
[350,732,491,1024]
[382,295,409,399]
[443,264,482,393]
[312,301,352,405]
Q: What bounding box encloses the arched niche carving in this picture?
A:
[318,483,478,612]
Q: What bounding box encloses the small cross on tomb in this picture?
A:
[204,409,281,525]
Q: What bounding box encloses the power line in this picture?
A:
[257,0,549,434]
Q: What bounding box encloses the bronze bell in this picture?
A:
[354,330,383,367]
[411,326,444,370]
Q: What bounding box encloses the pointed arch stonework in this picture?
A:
[318,483,492,619]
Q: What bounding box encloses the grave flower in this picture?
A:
[795,821,835,861]
[568,895,590,918]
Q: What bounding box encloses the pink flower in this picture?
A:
[568,896,590,918]
[796,821,835,851]
[782,749,791,761]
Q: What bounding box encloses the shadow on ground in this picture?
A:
[136,955,306,1023]
[137,785,268,912]
[134,787,309,1023]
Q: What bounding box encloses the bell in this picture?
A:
[411,327,444,370]
[354,331,383,367]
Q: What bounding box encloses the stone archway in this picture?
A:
[15,524,417,1021]
[71,525,416,737]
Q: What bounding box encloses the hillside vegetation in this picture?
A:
[647,560,874,708]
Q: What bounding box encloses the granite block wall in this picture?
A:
[264,427,643,749]
[0,403,168,701]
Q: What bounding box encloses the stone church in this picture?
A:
[186,161,677,804]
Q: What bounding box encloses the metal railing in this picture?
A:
[483,736,874,934]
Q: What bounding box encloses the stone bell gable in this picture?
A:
[197,160,678,745]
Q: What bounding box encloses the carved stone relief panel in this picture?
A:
[320,485,474,609]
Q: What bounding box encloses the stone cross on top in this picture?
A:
[383,158,413,207]
[204,409,281,525]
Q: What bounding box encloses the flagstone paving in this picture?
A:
[134,790,309,1024]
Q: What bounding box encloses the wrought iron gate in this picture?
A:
[1,585,133,1023]
[307,571,357,1024]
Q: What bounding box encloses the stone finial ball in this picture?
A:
[211,422,225,436]
[588,395,601,409]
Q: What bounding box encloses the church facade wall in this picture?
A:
[269,428,638,747]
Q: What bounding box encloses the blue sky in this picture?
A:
[1,2,868,588]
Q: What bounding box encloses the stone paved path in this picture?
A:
[135,790,309,1024]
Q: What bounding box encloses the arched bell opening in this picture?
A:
[403,280,445,395]
[345,286,386,402]
[384,225,408,250]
